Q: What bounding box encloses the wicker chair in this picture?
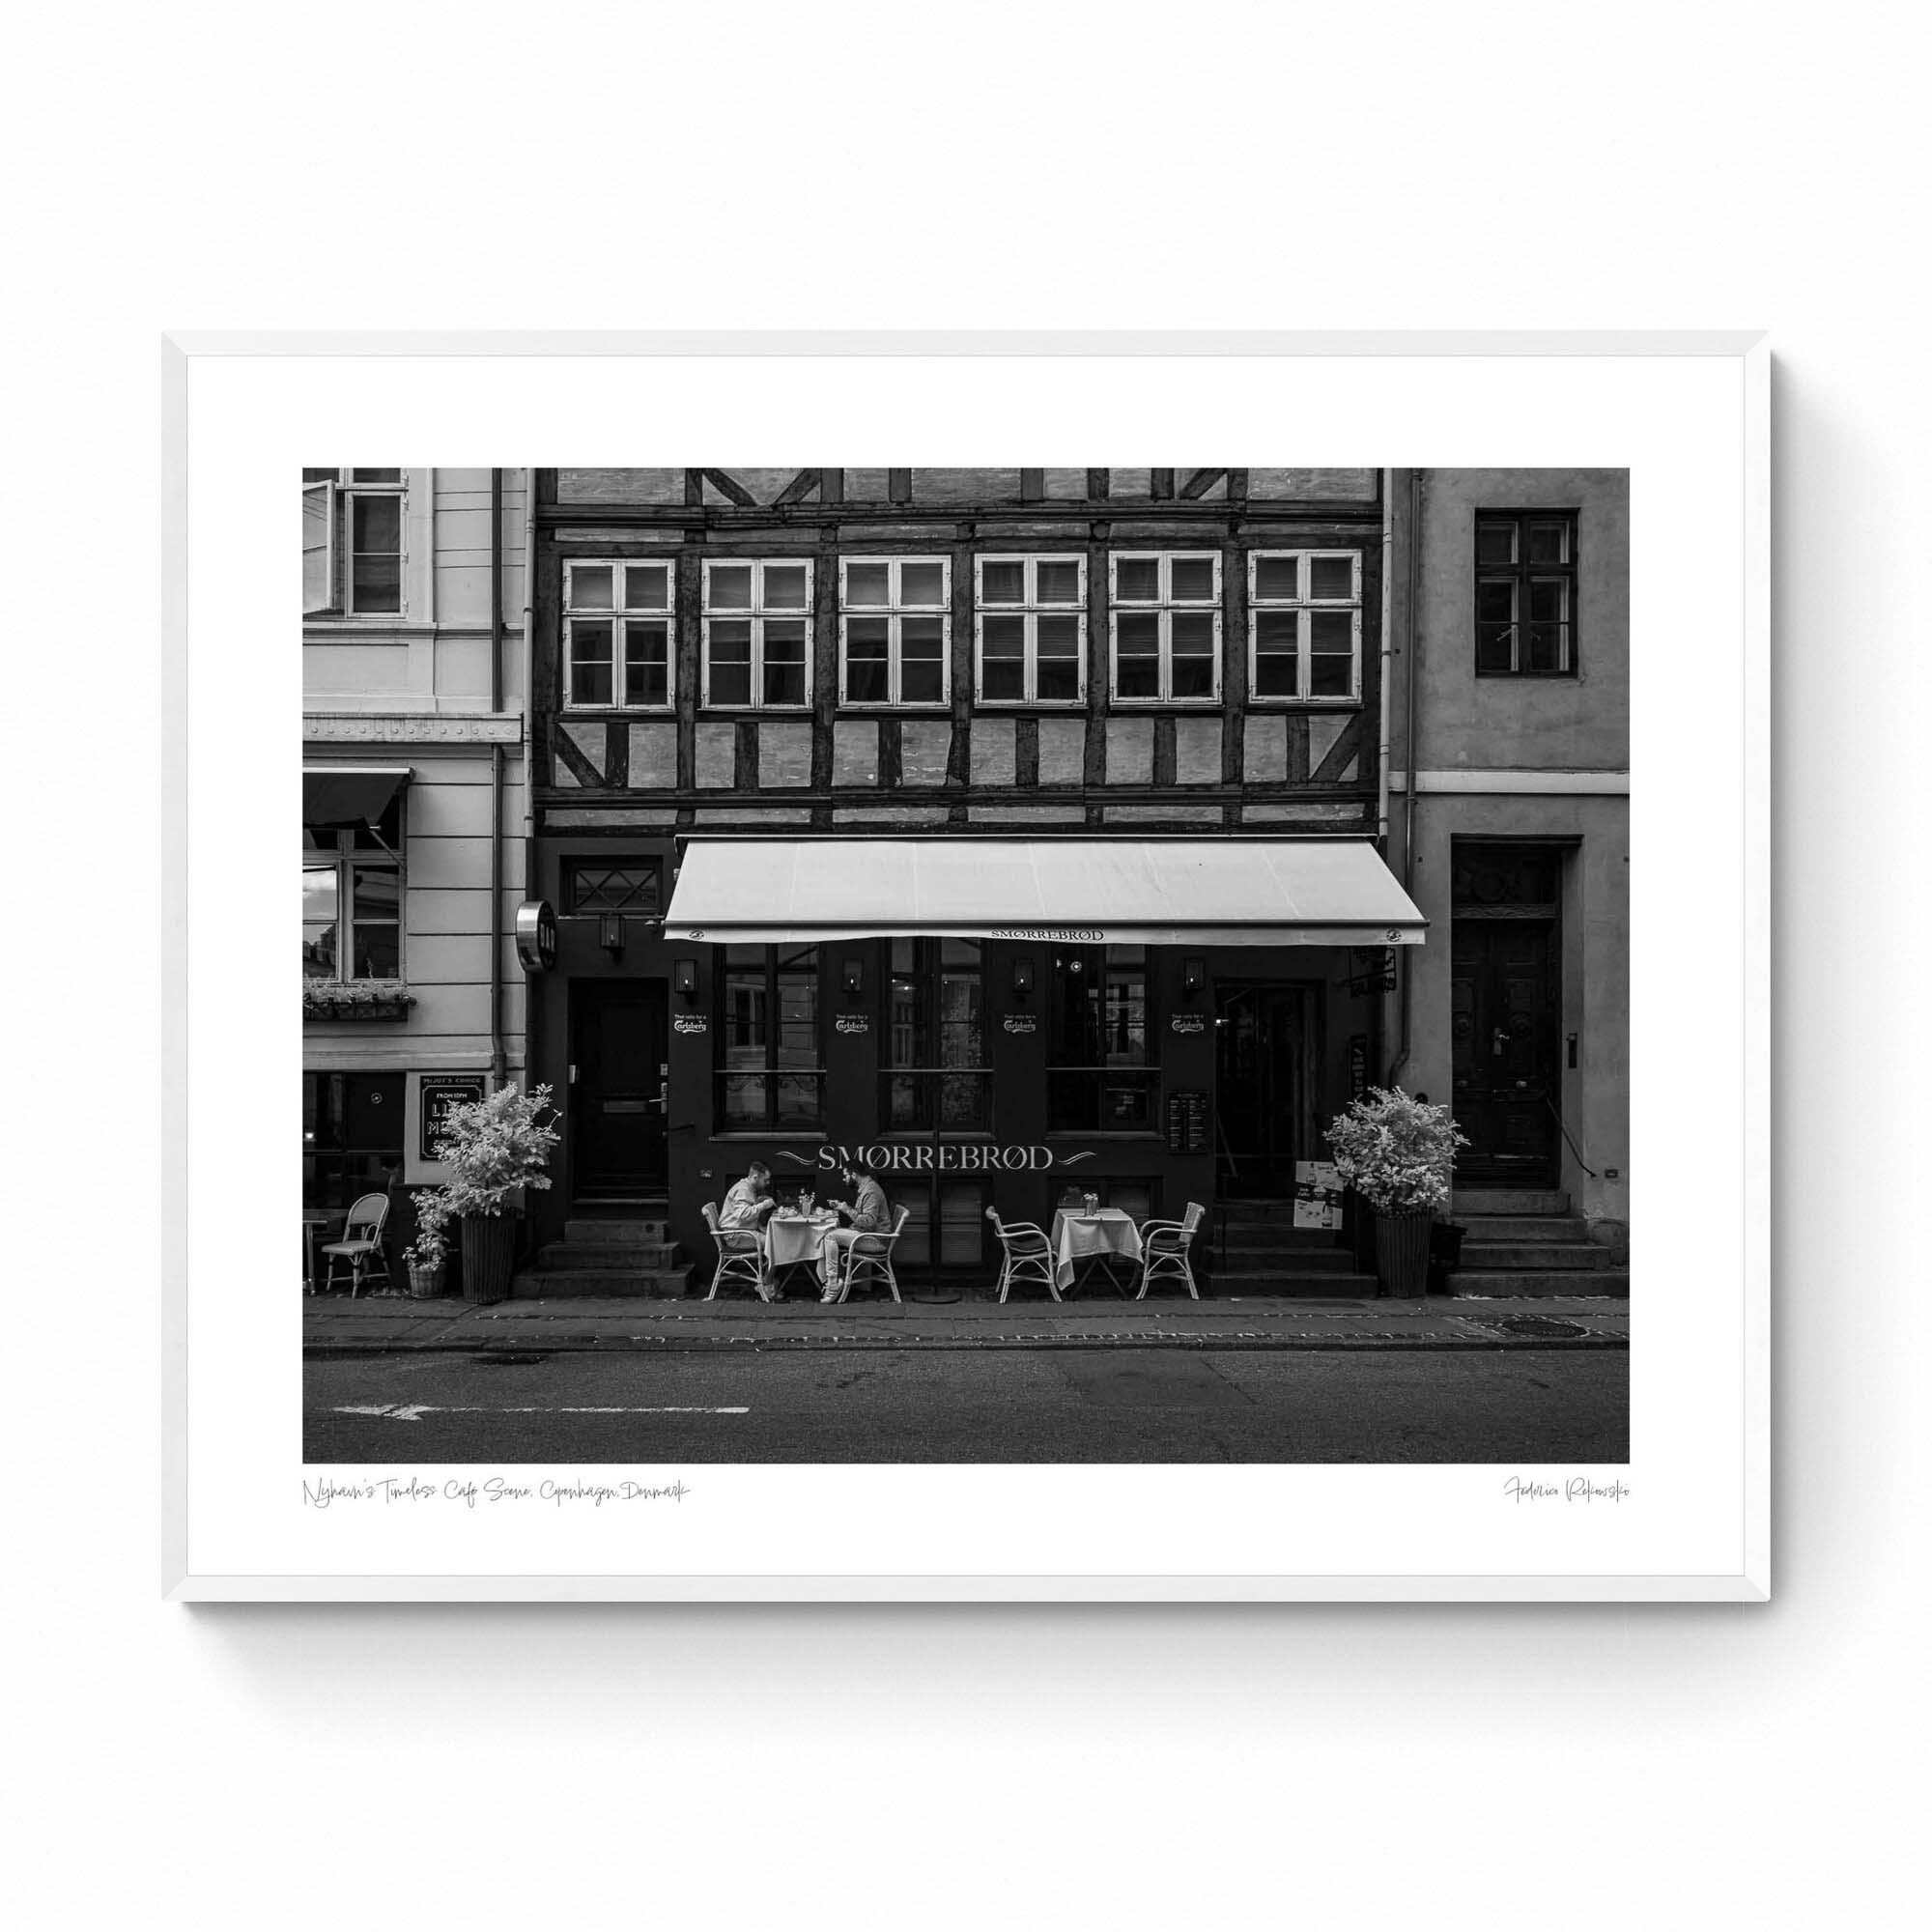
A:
[701,1202,772,1302]
[320,1193,392,1297]
[1134,1201,1206,1300]
[985,1207,1061,1303]
[827,1204,912,1305]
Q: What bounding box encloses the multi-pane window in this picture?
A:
[562,860,663,915]
[1248,551,1363,702]
[301,469,405,616]
[1109,552,1221,702]
[1475,512,1578,674]
[302,793,403,981]
[719,945,822,1129]
[975,554,1086,704]
[1047,945,1156,1130]
[702,559,813,708]
[884,939,988,1129]
[839,557,950,705]
[564,558,673,708]
[895,1180,991,1272]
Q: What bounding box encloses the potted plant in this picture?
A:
[402,1186,454,1298]
[1323,1087,1469,1298]
[429,1082,561,1304]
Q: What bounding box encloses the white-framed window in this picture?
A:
[564,557,675,709]
[302,469,407,616]
[302,794,404,982]
[701,558,814,708]
[1247,551,1364,703]
[1108,552,1222,702]
[838,556,952,706]
[974,554,1086,704]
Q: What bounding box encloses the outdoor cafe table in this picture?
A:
[764,1210,840,1293]
[1049,1208,1144,1294]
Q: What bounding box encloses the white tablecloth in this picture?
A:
[1049,1209,1144,1290]
[765,1213,839,1281]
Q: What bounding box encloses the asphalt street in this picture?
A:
[304,1347,1628,1463]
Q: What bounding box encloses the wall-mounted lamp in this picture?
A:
[1010,956,1036,1001]
[841,957,866,1001]
[600,915,626,958]
[673,956,698,1000]
[1181,954,1207,999]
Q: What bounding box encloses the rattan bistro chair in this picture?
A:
[702,1202,772,1302]
[1134,1201,1206,1300]
[830,1204,912,1305]
[985,1207,1061,1304]
[320,1192,393,1297]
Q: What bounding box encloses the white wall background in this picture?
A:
[3,3,1923,1926]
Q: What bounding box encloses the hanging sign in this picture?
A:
[514,899,558,972]
[1345,946,1397,996]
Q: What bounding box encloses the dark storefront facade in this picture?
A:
[523,468,1422,1278]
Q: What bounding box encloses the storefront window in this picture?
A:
[719,945,823,1130]
[302,1070,404,1211]
[884,939,988,1129]
[1048,945,1156,1130]
[894,1179,990,1271]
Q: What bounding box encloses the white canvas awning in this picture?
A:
[663,838,1426,948]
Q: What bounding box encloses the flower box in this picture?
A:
[302,980,415,1022]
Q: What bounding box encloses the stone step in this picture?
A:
[510,1267,693,1299]
[1205,1270,1381,1298]
[563,1218,668,1244]
[1460,1242,1611,1270]
[1451,1189,1571,1215]
[1447,1269,1628,1298]
[1448,1215,1585,1240]
[538,1241,680,1269]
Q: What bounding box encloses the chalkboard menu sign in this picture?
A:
[1164,1088,1209,1154]
[419,1074,486,1162]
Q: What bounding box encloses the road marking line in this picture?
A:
[329,1404,750,1422]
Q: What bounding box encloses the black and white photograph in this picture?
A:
[299,464,1631,1466]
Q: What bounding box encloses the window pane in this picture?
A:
[1528,578,1569,623]
[899,616,946,703]
[763,620,809,704]
[707,619,753,704]
[624,621,670,706]
[350,469,402,483]
[898,560,945,607]
[708,564,753,610]
[1035,558,1081,604]
[1253,611,1299,697]
[569,619,615,705]
[1475,521,1517,565]
[981,663,1025,704]
[845,561,891,608]
[352,555,401,612]
[1309,649,1353,697]
[721,1075,766,1129]
[1115,557,1160,601]
[624,563,671,611]
[845,617,891,702]
[1526,624,1570,672]
[1115,612,1160,697]
[302,866,339,976]
[1253,554,1299,600]
[353,495,401,553]
[1168,556,1216,602]
[1037,654,1082,703]
[570,564,614,611]
[1170,611,1215,654]
[302,468,338,484]
[1310,610,1353,655]
[1169,655,1215,700]
[353,919,401,980]
[1309,554,1355,600]
[1476,625,1516,673]
[1036,614,1080,660]
[980,561,1026,604]
[762,563,810,610]
[1476,580,1517,625]
[981,613,1026,660]
[1525,521,1570,564]
[351,867,400,978]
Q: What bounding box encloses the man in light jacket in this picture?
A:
[820,1159,893,1303]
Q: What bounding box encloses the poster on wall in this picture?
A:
[1293,1160,1345,1230]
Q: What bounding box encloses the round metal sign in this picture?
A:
[514,898,557,972]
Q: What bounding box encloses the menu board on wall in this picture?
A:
[1164,1089,1209,1154]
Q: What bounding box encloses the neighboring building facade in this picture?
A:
[520,468,1422,1279]
[301,469,530,1250]
[1385,469,1630,1263]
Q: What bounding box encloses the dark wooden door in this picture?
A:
[1451,922,1559,1185]
[571,982,668,1199]
[1214,984,1310,1199]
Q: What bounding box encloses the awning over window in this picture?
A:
[302,765,410,829]
[664,838,1426,948]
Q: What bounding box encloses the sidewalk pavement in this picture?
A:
[304,1289,1629,1353]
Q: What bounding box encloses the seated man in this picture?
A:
[819,1159,893,1303]
[719,1161,778,1293]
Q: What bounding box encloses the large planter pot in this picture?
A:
[1374,1208,1434,1298]
[460,1212,519,1304]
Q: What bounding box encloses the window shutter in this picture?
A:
[302,479,335,613]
